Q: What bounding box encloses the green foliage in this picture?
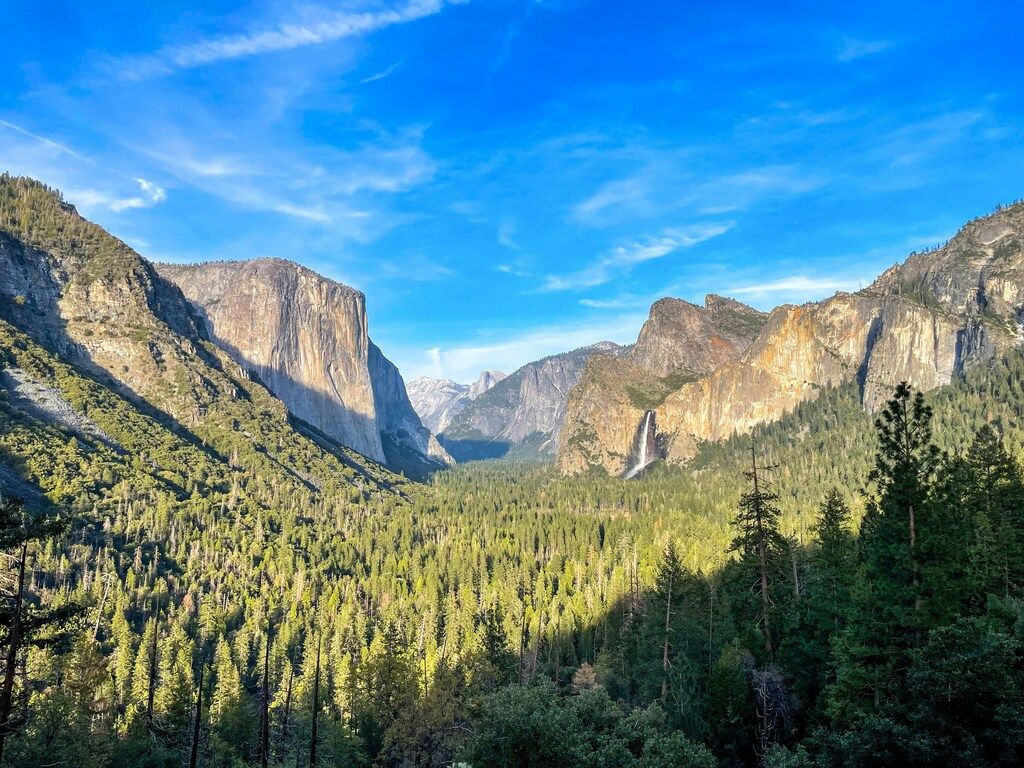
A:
[3,243,1024,767]
[461,682,714,768]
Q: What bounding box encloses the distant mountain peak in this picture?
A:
[469,369,506,399]
[408,368,507,435]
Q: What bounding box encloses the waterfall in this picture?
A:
[624,410,658,479]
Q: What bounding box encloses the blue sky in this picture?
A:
[2,1,1022,382]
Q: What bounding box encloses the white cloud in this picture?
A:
[402,312,645,381]
[64,177,166,213]
[541,222,734,292]
[571,164,823,226]
[572,176,649,223]
[360,62,402,84]
[836,38,894,63]
[129,129,433,232]
[579,295,648,309]
[0,119,93,163]
[726,275,860,298]
[119,1,453,80]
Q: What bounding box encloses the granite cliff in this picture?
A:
[0,174,401,490]
[440,341,626,461]
[559,202,1024,475]
[156,259,451,475]
[407,370,506,434]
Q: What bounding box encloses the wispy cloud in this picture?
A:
[726,275,860,297]
[66,177,167,213]
[0,119,92,163]
[571,164,823,226]
[118,1,454,80]
[579,294,650,309]
[572,176,649,223]
[541,222,734,292]
[375,253,454,283]
[0,120,167,214]
[498,219,518,248]
[837,38,894,62]
[360,62,402,84]
[404,312,645,381]
[128,127,434,230]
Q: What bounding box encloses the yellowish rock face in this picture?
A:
[559,203,1024,475]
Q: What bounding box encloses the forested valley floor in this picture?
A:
[3,343,1024,766]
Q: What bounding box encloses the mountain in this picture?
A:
[559,201,1024,475]
[439,341,626,461]
[627,294,767,378]
[0,174,404,496]
[156,259,451,477]
[468,369,506,399]
[407,369,506,434]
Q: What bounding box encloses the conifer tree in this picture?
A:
[783,489,856,714]
[964,425,1024,600]
[729,446,788,657]
[0,497,80,763]
[829,383,940,725]
[656,542,684,703]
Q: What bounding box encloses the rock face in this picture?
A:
[469,369,506,399]
[0,180,226,428]
[559,202,1024,475]
[441,341,626,460]
[408,370,506,434]
[628,295,767,377]
[367,341,453,476]
[559,296,766,475]
[157,259,451,473]
[0,175,404,498]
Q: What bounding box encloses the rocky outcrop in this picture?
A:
[559,202,1024,475]
[559,294,766,475]
[157,259,451,473]
[368,341,453,475]
[0,175,401,489]
[408,370,506,434]
[469,370,506,400]
[441,342,625,460]
[0,179,230,429]
[628,295,766,377]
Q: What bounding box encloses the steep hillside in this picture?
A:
[440,341,625,461]
[559,201,1024,475]
[0,174,403,492]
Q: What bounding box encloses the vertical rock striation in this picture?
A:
[157,259,451,473]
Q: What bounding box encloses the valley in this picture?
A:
[1,175,1024,767]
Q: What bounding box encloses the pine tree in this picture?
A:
[479,605,516,689]
[0,497,80,763]
[209,635,252,765]
[656,542,684,703]
[783,489,856,712]
[828,383,940,725]
[729,446,788,657]
[964,425,1024,600]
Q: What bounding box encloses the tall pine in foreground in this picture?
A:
[728,446,789,659]
[0,497,81,764]
[828,384,939,725]
[783,489,856,716]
